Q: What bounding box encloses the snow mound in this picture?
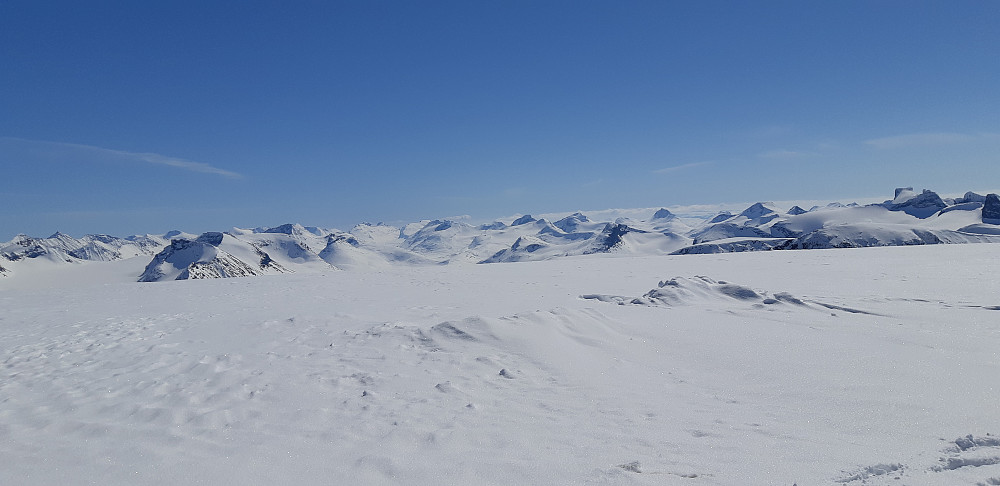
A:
[582,276,809,308]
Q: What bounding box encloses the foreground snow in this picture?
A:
[1,244,999,485]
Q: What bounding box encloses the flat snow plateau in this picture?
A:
[2,244,999,485]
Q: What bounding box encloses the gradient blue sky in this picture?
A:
[2,1,999,239]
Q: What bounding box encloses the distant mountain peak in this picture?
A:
[739,202,777,219]
[708,212,734,224]
[6,185,1000,283]
[885,188,946,218]
[511,215,536,226]
[262,223,308,236]
[652,208,676,220]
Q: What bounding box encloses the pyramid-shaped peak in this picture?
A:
[560,212,590,222]
[739,202,778,219]
[652,208,676,220]
[46,231,78,242]
[787,206,807,215]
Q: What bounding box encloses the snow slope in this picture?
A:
[2,244,999,485]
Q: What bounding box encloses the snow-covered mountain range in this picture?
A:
[3,187,999,283]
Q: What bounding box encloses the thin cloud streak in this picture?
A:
[864,132,980,149]
[757,149,817,160]
[0,137,242,179]
[653,161,712,174]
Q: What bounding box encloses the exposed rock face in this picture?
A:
[554,212,591,232]
[479,236,549,263]
[739,203,777,220]
[961,192,987,204]
[787,206,807,215]
[652,208,675,220]
[887,189,947,218]
[511,215,536,226]
[584,223,647,254]
[708,212,734,223]
[690,223,772,245]
[138,232,287,282]
[983,194,1000,223]
[479,221,506,231]
[197,232,225,246]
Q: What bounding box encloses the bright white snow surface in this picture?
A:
[2,244,999,485]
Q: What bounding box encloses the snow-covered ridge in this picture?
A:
[3,187,999,283]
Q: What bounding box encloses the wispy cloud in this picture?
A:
[864,132,983,149]
[757,149,817,160]
[743,125,793,139]
[0,137,242,178]
[653,161,712,174]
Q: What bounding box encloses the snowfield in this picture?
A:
[2,244,999,485]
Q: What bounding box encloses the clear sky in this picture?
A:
[2,1,999,239]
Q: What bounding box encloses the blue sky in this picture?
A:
[2,1,999,239]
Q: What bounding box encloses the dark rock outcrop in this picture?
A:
[983,194,1000,223]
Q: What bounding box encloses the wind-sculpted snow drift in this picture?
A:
[4,243,1000,484]
[2,187,1000,282]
